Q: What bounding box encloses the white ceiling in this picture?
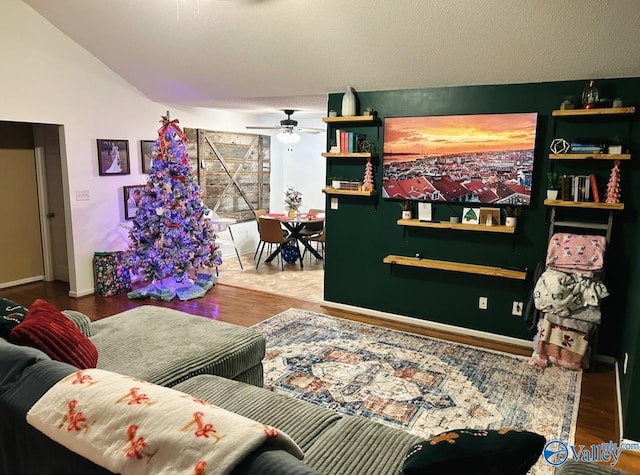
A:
[23,0,640,117]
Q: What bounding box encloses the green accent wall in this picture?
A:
[323,78,640,440]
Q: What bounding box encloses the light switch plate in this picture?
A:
[75,190,90,201]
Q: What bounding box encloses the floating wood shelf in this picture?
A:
[552,107,635,117]
[322,188,376,196]
[322,115,379,123]
[383,255,527,280]
[549,153,631,160]
[321,152,375,158]
[396,219,515,234]
[544,199,624,210]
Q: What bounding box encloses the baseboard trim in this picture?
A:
[617,363,640,453]
[323,301,617,363]
[616,361,624,443]
[70,288,95,298]
[323,300,533,349]
[0,275,44,289]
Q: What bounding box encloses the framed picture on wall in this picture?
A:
[123,185,145,220]
[140,140,155,173]
[97,139,130,176]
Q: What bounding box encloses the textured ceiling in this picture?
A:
[23,0,640,116]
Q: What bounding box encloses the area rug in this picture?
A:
[253,309,582,475]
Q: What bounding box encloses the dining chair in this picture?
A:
[253,209,267,260]
[299,208,325,239]
[302,226,325,268]
[256,216,295,270]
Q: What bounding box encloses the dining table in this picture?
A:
[262,213,325,266]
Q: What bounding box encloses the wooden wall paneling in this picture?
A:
[186,129,270,223]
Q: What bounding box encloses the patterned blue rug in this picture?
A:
[253,309,582,474]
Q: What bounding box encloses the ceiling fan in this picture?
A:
[246,109,324,144]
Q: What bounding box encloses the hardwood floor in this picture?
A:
[3,280,639,473]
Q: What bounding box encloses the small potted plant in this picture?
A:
[503,205,520,227]
[547,172,562,200]
[284,187,302,218]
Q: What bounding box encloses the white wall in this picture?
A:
[1,0,324,296]
[216,120,327,259]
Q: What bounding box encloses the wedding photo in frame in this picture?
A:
[97,139,130,176]
[123,185,145,220]
[140,140,155,173]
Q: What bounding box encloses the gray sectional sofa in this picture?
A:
[0,304,626,474]
[1,305,423,474]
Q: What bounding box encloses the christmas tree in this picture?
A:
[362,158,374,192]
[127,115,220,292]
[605,159,621,204]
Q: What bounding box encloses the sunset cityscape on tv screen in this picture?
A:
[382,112,538,205]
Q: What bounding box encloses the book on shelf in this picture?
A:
[560,174,594,202]
[589,173,601,203]
[570,143,605,154]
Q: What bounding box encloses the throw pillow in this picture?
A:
[402,428,546,475]
[9,299,98,369]
[0,297,28,340]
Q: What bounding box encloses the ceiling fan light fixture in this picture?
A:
[277,130,301,144]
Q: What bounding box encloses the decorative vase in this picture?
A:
[402,210,412,220]
[582,80,599,109]
[505,216,517,228]
[341,86,356,117]
[288,209,296,218]
[547,189,559,200]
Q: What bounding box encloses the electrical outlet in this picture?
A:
[75,190,90,201]
[330,197,338,210]
[512,301,523,316]
[478,297,488,310]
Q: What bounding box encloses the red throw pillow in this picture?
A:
[9,299,98,369]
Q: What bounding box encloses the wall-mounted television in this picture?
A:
[382,113,538,205]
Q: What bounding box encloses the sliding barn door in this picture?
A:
[185,129,270,223]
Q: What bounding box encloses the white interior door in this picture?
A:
[34,124,69,282]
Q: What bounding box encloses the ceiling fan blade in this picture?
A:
[298,127,325,134]
[246,126,281,130]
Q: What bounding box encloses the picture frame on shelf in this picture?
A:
[479,207,501,226]
[123,185,145,220]
[462,207,480,225]
[418,202,432,222]
[97,139,130,176]
[140,140,155,173]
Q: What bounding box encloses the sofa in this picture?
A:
[0,299,617,474]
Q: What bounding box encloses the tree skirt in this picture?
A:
[253,309,583,475]
[127,273,216,301]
